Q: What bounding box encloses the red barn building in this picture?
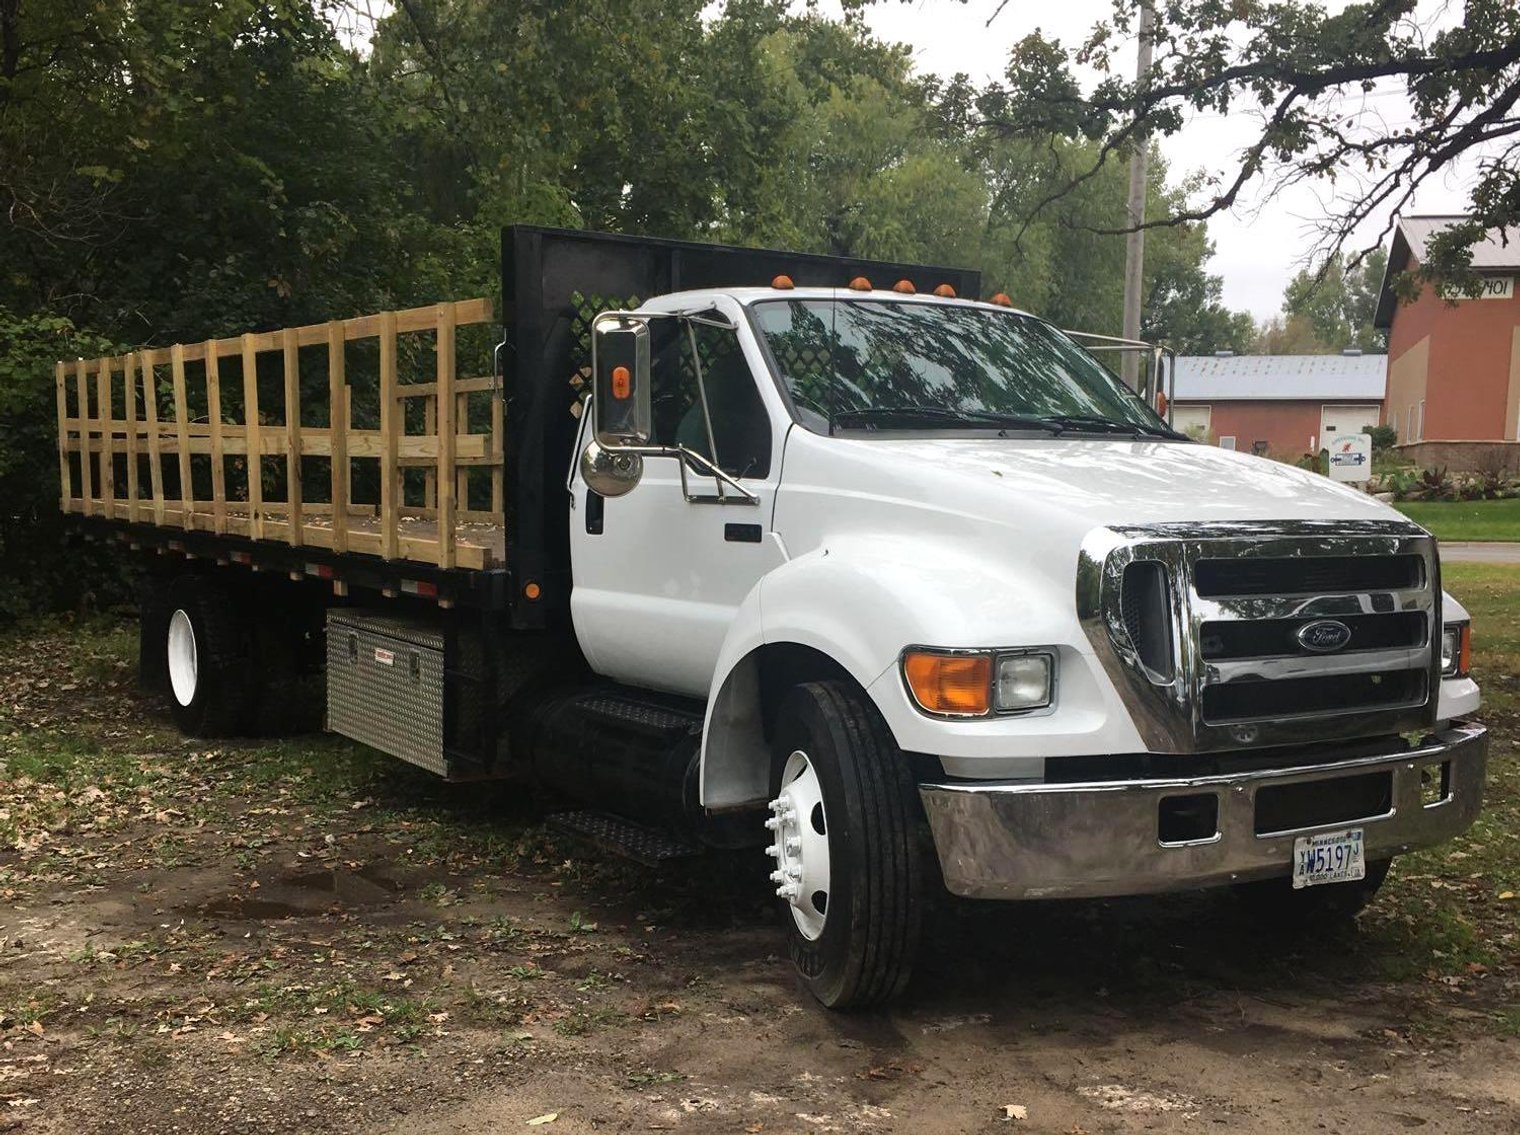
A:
[1169,352,1387,459]
[1375,215,1520,470]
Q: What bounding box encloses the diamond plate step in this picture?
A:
[547,810,703,867]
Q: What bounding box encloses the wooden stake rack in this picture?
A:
[56,299,504,572]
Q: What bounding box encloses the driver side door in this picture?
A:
[568,308,786,698]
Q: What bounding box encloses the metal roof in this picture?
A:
[1374,215,1520,328]
[1171,353,1387,402]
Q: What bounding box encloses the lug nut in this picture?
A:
[765,845,780,859]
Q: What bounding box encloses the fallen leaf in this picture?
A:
[1001,1104,1028,1122]
[526,1113,558,1126]
[26,1021,43,1038]
[1499,891,1515,901]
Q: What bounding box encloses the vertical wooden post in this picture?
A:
[379,310,399,560]
[171,344,192,528]
[206,341,227,535]
[327,321,349,554]
[342,385,354,521]
[124,353,140,522]
[142,354,166,525]
[435,303,457,569]
[96,358,115,516]
[74,360,95,513]
[423,396,438,509]
[55,363,72,512]
[456,390,470,511]
[241,334,264,540]
[283,328,303,545]
[490,384,504,514]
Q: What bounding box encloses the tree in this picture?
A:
[1281,250,1388,353]
[985,0,1520,293]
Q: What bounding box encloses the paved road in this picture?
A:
[1441,541,1520,564]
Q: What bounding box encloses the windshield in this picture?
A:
[751,298,1171,436]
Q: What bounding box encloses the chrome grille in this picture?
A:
[1077,520,1441,753]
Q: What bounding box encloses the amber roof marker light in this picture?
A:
[771,274,795,290]
[932,283,957,298]
[989,292,1013,307]
[848,276,872,291]
[892,279,916,294]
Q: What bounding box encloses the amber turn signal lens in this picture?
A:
[611,364,631,400]
[932,283,957,298]
[1459,623,1472,676]
[989,292,1013,306]
[848,276,872,291]
[771,274,795,290]
[903,651,992,716]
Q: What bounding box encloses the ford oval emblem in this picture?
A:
[1297,619,1353,653]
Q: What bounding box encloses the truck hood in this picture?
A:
[863,435,1396,527]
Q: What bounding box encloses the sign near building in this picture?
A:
[1328,433,1373,483]
[1439,276,1514,301]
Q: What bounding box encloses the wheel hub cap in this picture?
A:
[167,608,198,708]
[766,749,830,940]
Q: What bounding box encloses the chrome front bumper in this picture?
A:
[919,721,1488,900]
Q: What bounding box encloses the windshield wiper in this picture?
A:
[1037,414,1183,440]
[830,406,1062,434]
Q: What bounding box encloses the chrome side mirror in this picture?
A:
[592,316,651,447]
[580,439,644,497]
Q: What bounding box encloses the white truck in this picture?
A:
[60,227,1487,1008]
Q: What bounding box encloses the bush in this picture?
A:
[0,308,132,623]
[1366,423,1397,451]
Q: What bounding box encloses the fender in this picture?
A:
[698,536,1130,808]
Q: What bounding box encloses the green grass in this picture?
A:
[1395,498,1520,542]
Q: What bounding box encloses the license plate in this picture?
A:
[1292,827,1366,889]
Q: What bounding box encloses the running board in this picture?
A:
[547,810,703,867]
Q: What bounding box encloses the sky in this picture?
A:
[825,0,1480,319]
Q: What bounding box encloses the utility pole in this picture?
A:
[1120,0,1155,394]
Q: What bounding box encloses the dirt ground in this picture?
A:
[2,613,1518,1135]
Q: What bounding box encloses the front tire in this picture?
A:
[767,681,922,1009]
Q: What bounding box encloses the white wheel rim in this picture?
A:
[766,750,831,941]
[167,609,198,708]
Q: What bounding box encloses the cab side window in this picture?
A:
[648,316,771,479]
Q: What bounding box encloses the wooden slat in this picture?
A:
[206,341,227,534]
[456,389,469,510]
[423,395,437,508]
[379,309,399,560]
[55,363,71,510]
[395,376,497,398]
[74,360,95,511]
[123,354,141,522]
[436,303,457,569]
[241,333,264,540]
[95,358,115,510]
[142,357,166,524]
[327,321,348,554]
[92,429,493,462]
[283,328,303,546]
[171,344,192,526]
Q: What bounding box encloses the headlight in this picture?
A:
[995,653,1053,711]
[901,648,1055,717]
[1441,622,1471,678]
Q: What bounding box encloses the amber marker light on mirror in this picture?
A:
[611,365,631,399]
[523,581,542,601]
[902,651,992,716]
[848,276,873,291]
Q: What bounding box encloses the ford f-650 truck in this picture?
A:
[57,226,1486,1008]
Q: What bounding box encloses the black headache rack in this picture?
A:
[499,224,983,630]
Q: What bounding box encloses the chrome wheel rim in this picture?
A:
[167,609,198,708]
[766,749,831,940]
